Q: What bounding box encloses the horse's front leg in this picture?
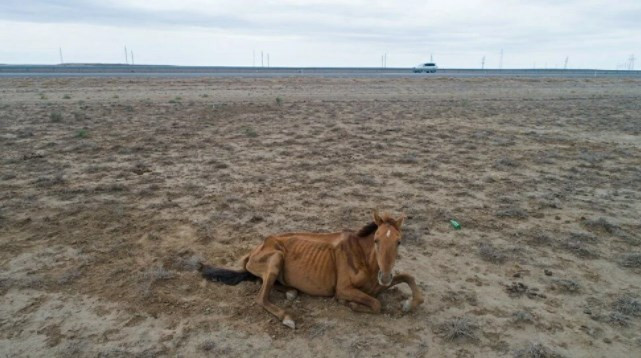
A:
[336,286,381,314]
[384,272,424,312]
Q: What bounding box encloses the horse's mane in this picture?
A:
[356,214,399,237]
[356,222,378,237]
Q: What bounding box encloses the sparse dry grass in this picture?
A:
[1,76,641,357]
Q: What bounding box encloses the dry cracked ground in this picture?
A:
[1,76,641,357]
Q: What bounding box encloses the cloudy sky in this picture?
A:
[0,0,639,69]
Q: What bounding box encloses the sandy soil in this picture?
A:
[1,76,641,357]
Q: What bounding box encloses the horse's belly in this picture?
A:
[281,259,336,296]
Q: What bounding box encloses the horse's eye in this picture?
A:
[397,241,401,246]
[374,239,379,244]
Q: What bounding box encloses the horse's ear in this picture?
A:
[372,209,383,225]
[394,214,406,229]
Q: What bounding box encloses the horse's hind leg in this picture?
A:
[250,251,296,328]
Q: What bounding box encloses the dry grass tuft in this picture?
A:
[512,310,534,324]
[496,207,529,219]
[437,316,479,342]
[612,295,641,317]
[479,242,507,264]
[529,231,552,245]
[550,278,581,293]
[583,217,618,234]
[562,239,598,259]
[607,311,629,327]
[514,342,562,358]
[199,339,217,352]
[619,253,641,268]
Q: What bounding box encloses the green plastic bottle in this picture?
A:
[450,219,461,230]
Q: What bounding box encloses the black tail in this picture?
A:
[199,264,258,285]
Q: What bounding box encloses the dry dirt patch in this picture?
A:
[1,76,641,357]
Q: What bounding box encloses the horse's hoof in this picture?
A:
[401,299,412,312]
[286,289,298,301]
[283,318,296,329]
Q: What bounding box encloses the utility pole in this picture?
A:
[267,53,270,67]
[430,54,433,62]
[481,56,485,69]
[564,56,568,70]
[124,46,128,64]
[499,49,503,70]
[131,50,134,65]
[261,51,264,67]
[253,50,255,67]
[59,47,64,64]
[628,54,635,70]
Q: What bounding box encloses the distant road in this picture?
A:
[1,65,640,78]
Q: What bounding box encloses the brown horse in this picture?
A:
[200,210,424,329]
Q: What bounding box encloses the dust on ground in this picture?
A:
[1,76,641,357]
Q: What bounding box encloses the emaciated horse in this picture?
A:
[199,210,424,329]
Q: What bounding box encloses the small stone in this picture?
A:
[555,216,561,220]
[544,269,553,276]
[603,338,612,344]
[584,309,592,315]
[513,272,521,278]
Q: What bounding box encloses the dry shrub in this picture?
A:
[514,342,563,358]
[612,295,641,317]
[479,242,507,264]
[437,316,478,342]
[619,253,641,268]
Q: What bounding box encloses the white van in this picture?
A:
[413,63,438,73]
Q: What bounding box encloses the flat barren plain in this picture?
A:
[1,76,641,357]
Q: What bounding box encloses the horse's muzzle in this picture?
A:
[378,271,393,286]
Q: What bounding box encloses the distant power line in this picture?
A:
[381,53,387,68]
[616,54,636,70]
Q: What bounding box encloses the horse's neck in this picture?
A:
[358,234,379,273]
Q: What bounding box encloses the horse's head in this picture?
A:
[372,210,405,286]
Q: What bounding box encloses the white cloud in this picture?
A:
[0,0,639,68]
